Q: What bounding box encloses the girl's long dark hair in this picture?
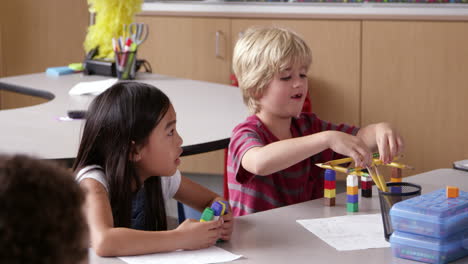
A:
[73,82,170,230]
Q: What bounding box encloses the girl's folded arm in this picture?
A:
[80,178,185,257]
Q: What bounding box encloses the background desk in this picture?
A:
[0,73,248,159]
[88,168,468,264]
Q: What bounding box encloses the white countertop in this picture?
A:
[141,1,468,20]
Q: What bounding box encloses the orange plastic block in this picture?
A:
[391,177,403,183]
[347,186,358,195]
[446,186,459,198]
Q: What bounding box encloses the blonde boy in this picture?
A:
[228,26,403,216]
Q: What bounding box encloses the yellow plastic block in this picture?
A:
[446,186,459,198]
[347,186,358,195]
[324,189,336,198]
[391,177,402,183]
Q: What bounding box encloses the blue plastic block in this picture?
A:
[347,194,359,203]
[324,169,336,181]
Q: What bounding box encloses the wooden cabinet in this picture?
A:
[0,0,88,77]
[136,16,232,175]
[136,16,231,84]
[231,19,361,126]
[0,0,87,110]
[362,21,468,175]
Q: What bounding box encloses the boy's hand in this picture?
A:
[220,212,233,241]
[176,218,222,250]
[374,122,404,164]
[326,131,373,168]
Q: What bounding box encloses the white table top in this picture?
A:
[0,73,249,160]
[88,168,468,264]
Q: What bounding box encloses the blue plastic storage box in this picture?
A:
[390,189,468,238]
[390,230,468,264]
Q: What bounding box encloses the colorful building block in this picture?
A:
[446,186,459,198]
[347,202,359,212]
[324,189,336,198]
[347,194,359,203]
[347,186,358,195]
[390,168,403,193]
[391,177,402,182]
[200,207,214,222]
[324,197,336,206]
[324,169,336,181]
[347,174,358,187]
[324,180,336,189]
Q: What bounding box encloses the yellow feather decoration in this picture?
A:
[84,0,143,59]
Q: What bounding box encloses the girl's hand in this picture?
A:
[220,212,233,241]
[374,123,404,164]
[326,131,373,168]
[176,218,222,250]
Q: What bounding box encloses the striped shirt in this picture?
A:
[227,113,359,216]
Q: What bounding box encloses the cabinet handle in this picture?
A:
[215,31,222,58]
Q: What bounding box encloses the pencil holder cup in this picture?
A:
[115,51,137,80]
[378,182,421,241]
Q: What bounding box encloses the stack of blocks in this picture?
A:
[360,175,373,197]
[200,201,229,243]
[347,174,359,212]
[200,200,229,222]
[324,169,336,206]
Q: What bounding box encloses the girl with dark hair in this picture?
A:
[73,82,232,257]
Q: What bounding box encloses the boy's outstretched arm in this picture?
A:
[241,130,373,176]
[356,122,404,164]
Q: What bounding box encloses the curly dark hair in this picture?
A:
[0,155,88,264]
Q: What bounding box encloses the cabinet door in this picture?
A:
[1,0,88,77]
[136,16,231,84]
[231,19,361,126]
[362,21,468,175]
[136,16,232,175]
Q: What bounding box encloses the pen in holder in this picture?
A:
[115,50,137,80]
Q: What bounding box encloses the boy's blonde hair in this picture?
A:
[232,26,312,114]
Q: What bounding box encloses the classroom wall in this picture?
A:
[0,0,88,77]
[0,0,88,110]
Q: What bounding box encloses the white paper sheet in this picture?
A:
[119,246,243,264]
[68,78,118,95]
[297,214,390,251]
